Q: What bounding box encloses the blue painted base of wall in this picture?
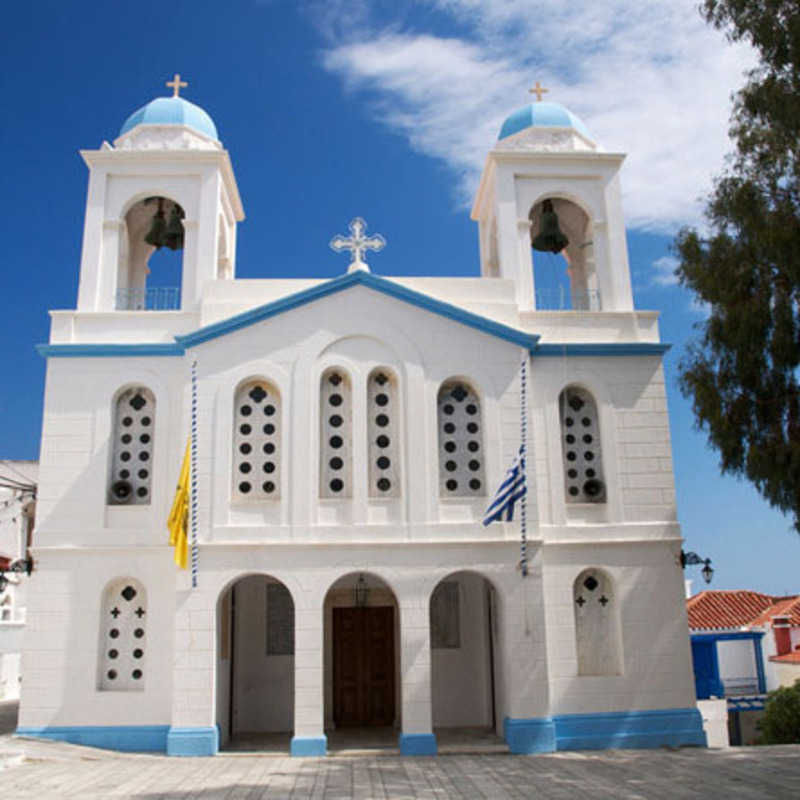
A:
[399,733,437,756]
[16,725,169,753]
[503,717,556,754]
[291,735,327,757]
[166,726,219,756]
[553,708,707,751]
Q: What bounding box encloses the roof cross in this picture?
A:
[166,73,188,98]
[529,81,548,102]
[330,217,386,273]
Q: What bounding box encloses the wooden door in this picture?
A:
[333,606,395,727]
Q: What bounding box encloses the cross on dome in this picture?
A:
[329,217,386,273]
[166,73,188,98]
[529,81,548,102]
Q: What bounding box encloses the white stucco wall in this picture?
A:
[20,122,694,739]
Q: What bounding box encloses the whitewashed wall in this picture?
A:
[24,274,696,738]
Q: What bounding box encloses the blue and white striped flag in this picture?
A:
[483,446,527,526]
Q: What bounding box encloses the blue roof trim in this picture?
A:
[37,343,184,358]
[535,343,670,357]
[174,271,541,352]
[691,631,764,642]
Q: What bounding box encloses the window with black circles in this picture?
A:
[109,387,155,505]
[320,369,352,498]
[437,381,485,497]
[233,380,281,500]
[368,369,400,498]
[559,386,606,503]
[99,578,147,691]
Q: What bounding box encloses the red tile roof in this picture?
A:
[751,595,800,627]
[687,590,800,631]
[770,652,800,664]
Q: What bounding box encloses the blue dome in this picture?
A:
[499,102,591,141]
[119,97,218,140]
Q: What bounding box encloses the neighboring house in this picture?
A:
[0,460,37,700]
[687,590,800,744]
[17,84,705,758]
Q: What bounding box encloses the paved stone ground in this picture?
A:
[2,702,799,799]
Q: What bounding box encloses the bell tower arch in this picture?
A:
[471,96,633,313]
[76,80,244,312]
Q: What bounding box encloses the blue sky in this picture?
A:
[1,0,797,594]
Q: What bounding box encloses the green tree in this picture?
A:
[675,0,800,529]
[758,680,800,744]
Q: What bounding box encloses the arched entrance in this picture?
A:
[430,571,503,739]
[323,572,399,750]
[216,574,295,751]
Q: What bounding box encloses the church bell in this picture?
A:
[163,204,185,251]
[144,199,167,249]
[143,198,185,250]
[532,199,569,254]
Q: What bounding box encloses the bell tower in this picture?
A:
[76,76,244,313]
[471,90,633,313]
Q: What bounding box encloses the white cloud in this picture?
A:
[315,0,756,230]
[689,296,712,318]
[651,255,680,287]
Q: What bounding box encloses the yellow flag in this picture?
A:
[167,439,191,569]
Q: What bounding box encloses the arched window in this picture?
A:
[573,568,622,676]
[320,368,352,498]
[109,387,155,505]
[437,380,485,497]
[233,380,281,500]
[99,578,147,691]
[559,386,605,503]
[368,368,400,498]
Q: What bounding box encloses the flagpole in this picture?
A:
[190,360,199,589]
[519,352,528,577]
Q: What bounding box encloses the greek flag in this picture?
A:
[483,446,527,526]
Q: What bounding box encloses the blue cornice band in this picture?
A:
[37,343,184,358]
[166,726,219,756]
[36,273,669,360]
[503,708,706,754]
[535,342,670,357]
[290,735,327,757]
[398,732,437,756]
[16,724,169,752]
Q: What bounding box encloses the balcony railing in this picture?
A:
[116,287,181,311]
[535,288,601,311]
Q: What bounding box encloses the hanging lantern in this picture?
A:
[164,204,185,251]
[144,199,167,249]
[532,199,569,254]
[354,574,369,607]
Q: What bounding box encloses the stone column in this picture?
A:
[398,599,437,755]
[291,603,326,756]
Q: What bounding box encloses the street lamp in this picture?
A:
[681,550,714,584]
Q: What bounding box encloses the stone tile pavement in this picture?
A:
[1,703,799,799]
[1,738,800,799]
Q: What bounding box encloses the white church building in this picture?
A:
[17,80,706,757]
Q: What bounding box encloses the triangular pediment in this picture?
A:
[174,271,539,352]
